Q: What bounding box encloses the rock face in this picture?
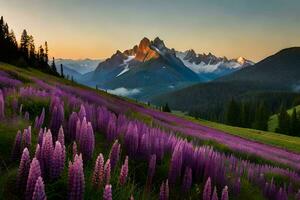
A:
[135,37,159,62]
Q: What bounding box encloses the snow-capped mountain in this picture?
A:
[176,49,254,79]
[78,37,253,100]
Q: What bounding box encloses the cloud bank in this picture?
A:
[107,87,140,97]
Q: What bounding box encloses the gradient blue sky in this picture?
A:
[1,0,300,61]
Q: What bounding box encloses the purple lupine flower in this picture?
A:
[75,119,81,142]
[50,103,64,138]
[79,121,95,161]
[182,167,192,193]
[22,127,31,149]
[119,156,129,185]
[50,141,64,180]
[26,158,41,200]
[11,130,22,161]
[24,111,30,121]
[0,89,4,119]
[103,184,112,200]
[41,130,54,176]
[109,140,120,170]
[73,142,78,159]
[58,126,65,146]
[104,159,111,184]
[221,186,228,200]
[92,153,104,188]
[37,108,45,130]
[159,180,169,200]
[107,114,117,142]
[32,176,46,200]
[68,112,78,141]
[203,177,211,200]
[34,144,42,163]
[211,186,218,200]
[68,154,85,200]
[17,148,31,193]
[78,104,86,121]
[124,122,139,157]
[146,154,156,189]
[38,129,44,147]
[168,144,182,185]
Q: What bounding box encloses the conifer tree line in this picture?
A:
[0,16,59,76]
[225,99,270,131]
[276,106,300,136]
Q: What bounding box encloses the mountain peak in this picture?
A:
[135,37,159,62]
[237,56,246,64]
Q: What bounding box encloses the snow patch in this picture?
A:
[176,52,243,73]
[116,56,135,77]
[107,87,140,97]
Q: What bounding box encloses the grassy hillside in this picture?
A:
[268,105,300,132]
[173,111,300,154]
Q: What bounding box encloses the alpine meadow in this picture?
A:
[1,0,300,200]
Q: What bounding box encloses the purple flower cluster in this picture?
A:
[26,158,42,200]
[109,140,121,170]
[11,130,22,161]
[68,154,85,200]
[159,180,169,200]
[103,184,112,200]
[75,117,95,161]
[34,108,45,130]
[50,96,64,138]
[92,153,104,188]
[17,148,31,193]
[32,176,46,200]
[119,156,129,185]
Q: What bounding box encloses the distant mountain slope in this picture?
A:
[55,58,102,74]
[152,47,300,116]
[79,37,252,100]
[55,65,82,81]
[218,47,300,88]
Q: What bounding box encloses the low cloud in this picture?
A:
[107,87,140,97]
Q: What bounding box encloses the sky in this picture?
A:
[0,0,300,62]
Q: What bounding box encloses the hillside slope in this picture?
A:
[268,105,300,132]
[152,47,300,117]
[1,62,300,200]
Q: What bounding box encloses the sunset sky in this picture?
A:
[1,0,300,62]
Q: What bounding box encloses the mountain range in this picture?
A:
[77,37,253,99]
[152,47,300,117]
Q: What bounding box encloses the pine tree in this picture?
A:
[28,35,35,60]
[51,57,57,73]
[60,64,64,78]
[162,103,171,112]
[20,29,29,59]
[44,41,49,63]
[290,108,299,136]
[226,99,241,126]
[276,105,290,135]
[252,102,269,131]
